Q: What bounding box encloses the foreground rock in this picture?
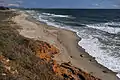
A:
[33,41,100,80]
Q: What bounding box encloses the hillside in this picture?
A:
[0,10,100,80]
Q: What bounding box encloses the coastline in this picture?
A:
[12,10,119,80]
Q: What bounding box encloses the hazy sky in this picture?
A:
[0,0,120,8]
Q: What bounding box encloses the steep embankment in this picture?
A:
[0,10,62,80]
[0,10,100,80]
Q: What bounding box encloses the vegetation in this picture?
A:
[0,10,62,80]
[0,10,100,80]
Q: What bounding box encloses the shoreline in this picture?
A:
[13,10,119,80]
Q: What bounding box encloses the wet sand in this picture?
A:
[12,11,119,80]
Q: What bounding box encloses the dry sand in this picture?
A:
[12,11,119,80]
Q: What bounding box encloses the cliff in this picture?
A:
[0,10,100,80]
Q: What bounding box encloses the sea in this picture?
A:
[24,9,120,78]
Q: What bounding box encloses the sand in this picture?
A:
[12,11,119,80]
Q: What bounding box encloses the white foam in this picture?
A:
[38,16,48,22]
[117,74,120,79]
[87,22,120,34]
[26,11,69,28]
[42,13,51,16]
[77,31,120,79]
[42,12,70,18]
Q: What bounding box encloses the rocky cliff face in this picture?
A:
[32,41,101,80]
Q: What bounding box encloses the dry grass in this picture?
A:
[0,11,63,80]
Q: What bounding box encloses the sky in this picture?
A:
[0,0,120,8]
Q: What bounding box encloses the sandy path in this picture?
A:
[13,11,119,80]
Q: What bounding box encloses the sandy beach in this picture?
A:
[12,11,119,80]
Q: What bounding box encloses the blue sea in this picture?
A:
[25,9,120,78]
